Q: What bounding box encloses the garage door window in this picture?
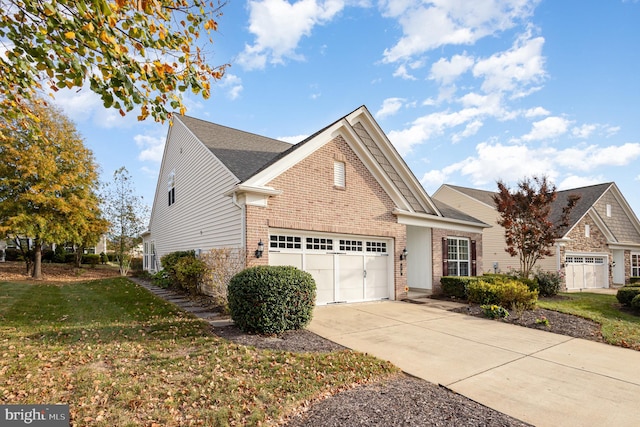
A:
[632,253,640,277]
[306,237,333,251]
[366,241,387,253]
[270,235,302,249]
[340,240,363,252]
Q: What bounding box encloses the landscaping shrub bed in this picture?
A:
[467,279,538,309]
[616,286,640,306]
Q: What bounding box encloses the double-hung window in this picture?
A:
[632,253,640,277]
[168,170,175,206]
[447,237,470,276]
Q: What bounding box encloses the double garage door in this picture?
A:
[268,232,392,305]
[565,254,608,289]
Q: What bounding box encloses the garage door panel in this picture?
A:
[269,253,302,269]
[565,254,607,289]
[365,256,388,299]
[338,255,364,302]
[306,254,335,305]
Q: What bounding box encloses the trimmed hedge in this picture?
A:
[440,276,478,299]
[228,266,316,335]
[467,279,538,309]
[630,277,640,285]
[631,294,640,310]
[616,286,640,306]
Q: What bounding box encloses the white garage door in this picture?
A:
[268,233,392,305]
[565,254,608,289]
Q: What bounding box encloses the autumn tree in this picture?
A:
[1,0,226,141]
[102,167,148,276]
[0,99,106,278]
[493,176,580,278]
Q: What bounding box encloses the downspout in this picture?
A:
[232,192,246,259]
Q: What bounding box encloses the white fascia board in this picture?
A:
[609,242,640,250]
[394,209,488,233]
[242,123,343,187]
[348,108,441,216]
[224,184,282,198]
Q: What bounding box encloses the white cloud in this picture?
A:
[375,98,405,119]
[429,53,474,85]
[135,133,166,163]
[277,135,306,144]
[473,30,546,97]
[523,106,550,118]
[420,141,640,192]
[219,74,243,100]
[571,124,597,139]
[392,64,417,80]
[557,175,605,190]
[381,0,538,63]
[452,120,483,143]
[520,116,570,141]
[237,0,345,70]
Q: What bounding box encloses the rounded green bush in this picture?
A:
[228,266,316,335]
[468,279,537,309]
[616,287,640,306]
[631,294,640,310]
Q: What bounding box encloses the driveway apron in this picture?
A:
[308,301,640,427]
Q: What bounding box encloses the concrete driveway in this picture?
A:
[308,301,640,427]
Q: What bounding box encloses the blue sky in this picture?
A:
[49,0,640,217]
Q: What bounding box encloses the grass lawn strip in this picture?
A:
[0,278,398,426]
[538,292,640,350]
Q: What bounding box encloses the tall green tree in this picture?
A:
[102,167,148,276]
[0,99,105,278]
[1,0,226,140]
[493,176,580,278]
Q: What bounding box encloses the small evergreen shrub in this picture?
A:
[82,254,100,266]
[534,270,563,297]
[468,279,537,309]
[174,256,207,294]
[480,304,509,319]
[228,266,316,335]
[160,250,196,288]
[631,294,640,310]
[152,270,172,288]
[440,276,478,299]
[628,277,640,285]
[616,286,640,306]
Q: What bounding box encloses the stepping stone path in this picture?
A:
[129,278,232,325]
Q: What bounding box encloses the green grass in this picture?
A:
[0,278,397,426]
[538,292,640,350]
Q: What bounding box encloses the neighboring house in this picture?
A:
[433,183,640,289]
[143,106,488,303]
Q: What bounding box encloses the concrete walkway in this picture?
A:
[308,301,640,427]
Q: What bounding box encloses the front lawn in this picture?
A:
[0,278,397,426]
[538,292,640,350]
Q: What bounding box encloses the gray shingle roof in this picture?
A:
[447,183,613,233]
[177,115,293,182]
[432,199,489,226]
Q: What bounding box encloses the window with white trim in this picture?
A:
[143,242,149,270]
[366,241,387,253]
[339,239,362,252]
[306,237,333,251]
[447,237,470,276]
[150,241,156,271]
[606,204,612,217]
[632,253,640,277]
[168,170,175,206]
[585,224,590,238]
[270,235,302,249]
[334,161,345,188]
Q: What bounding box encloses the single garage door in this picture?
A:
[565,254,608,289]
[268,233,392,304]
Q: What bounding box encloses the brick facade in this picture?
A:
[244,135,408,299]
[431,228,483,294]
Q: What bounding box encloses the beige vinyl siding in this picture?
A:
[148,119,242,262]
[433,186,556,274]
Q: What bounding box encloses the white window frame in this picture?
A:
[632,253,640,277]
[585,224,590,238]
[606,204,612,217]
[168,170,175,206]
[447,237,470,276]
[143,241,149,270]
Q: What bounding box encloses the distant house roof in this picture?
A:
[445,182,613,234]
[176,115,294,182]
[432,199,489,226]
